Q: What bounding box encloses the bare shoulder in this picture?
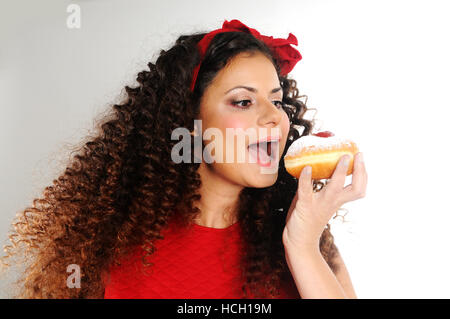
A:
[332,249,358,299]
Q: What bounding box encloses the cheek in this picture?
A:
[281,113,290,135]
[222,117,250,146]
[214,117,250,160]
[222,117,249,130]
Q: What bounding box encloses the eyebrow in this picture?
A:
[224,85,283,95]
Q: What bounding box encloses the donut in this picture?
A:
[283,131,359,180]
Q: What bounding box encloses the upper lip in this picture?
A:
[247,136,281,148]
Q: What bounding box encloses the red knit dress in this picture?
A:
[103,216,300,299]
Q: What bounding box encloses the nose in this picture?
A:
[257,98,283,127]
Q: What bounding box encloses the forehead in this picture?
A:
[206,51,280,93]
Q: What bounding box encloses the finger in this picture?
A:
[285,191,298,224]
[297,165,313,199]
[342,152,367,201]
[325,154,351,193]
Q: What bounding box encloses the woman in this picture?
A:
[1,19,367,298]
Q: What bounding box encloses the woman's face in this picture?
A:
[198,51,291,188]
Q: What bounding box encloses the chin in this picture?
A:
[245,170,279,188]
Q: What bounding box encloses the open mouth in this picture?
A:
[247,141,278,166]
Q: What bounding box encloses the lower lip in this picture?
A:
[247,143,278,167]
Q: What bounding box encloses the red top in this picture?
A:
[104,216,300,299]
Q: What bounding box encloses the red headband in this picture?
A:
[189,19,302,92]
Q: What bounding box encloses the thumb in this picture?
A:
[297,166,313,199]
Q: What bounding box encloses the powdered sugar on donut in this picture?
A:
[285,135,354,157]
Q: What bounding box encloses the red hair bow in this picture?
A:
[189,19,302,92]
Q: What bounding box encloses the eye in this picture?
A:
[273,100,284,108]
[230,99,284,109]
[231,99,252,108]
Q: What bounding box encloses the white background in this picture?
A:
[1,0,449,298]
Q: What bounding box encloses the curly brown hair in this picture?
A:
[0,29,340,299]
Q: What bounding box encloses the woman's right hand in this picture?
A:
[282,152,368,251]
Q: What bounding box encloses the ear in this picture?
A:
[190,120,201,137]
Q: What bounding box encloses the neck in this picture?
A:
[193,162,243,228]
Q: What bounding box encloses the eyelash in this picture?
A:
[231,100,284,109]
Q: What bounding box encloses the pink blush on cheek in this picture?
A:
[222,117,248,130]
[222,118,250,156]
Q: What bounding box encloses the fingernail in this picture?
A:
[357,152,364,163]
[343,155,350,165]
[304,166,311,175]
